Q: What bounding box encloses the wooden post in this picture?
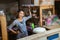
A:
[0,16,8,40]
[53,5,55,15]
[40,6,43,26]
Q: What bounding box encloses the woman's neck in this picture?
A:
[18,17,23,20]
[18,17,23,22]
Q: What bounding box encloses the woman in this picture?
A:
[8,7,32,39]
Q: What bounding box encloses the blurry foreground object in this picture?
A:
[33,27,46,33]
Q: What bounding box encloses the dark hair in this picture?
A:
[16,10,24,18]
[17,9,24,13]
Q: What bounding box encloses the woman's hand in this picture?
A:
[10,30,20,34]
[13,31,20,34]
[13,31,18,34]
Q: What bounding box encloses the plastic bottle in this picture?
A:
[31,23,35,29]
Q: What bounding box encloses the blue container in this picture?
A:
[47,33,59,40]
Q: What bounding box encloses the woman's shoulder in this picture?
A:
[13,19,18,23]
[23,17,26,19]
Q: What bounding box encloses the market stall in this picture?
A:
[0,0,60,40]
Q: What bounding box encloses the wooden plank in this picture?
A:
[0,16,8,40]
[44,25,60,30]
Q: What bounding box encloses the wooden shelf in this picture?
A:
[39,5,55,26]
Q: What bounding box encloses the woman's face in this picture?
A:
[19,11,25,17]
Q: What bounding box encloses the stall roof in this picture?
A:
[55,0,60,1]
[0,0,60,3]
[0,0,17,3]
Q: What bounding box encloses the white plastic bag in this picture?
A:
[33,27,46,33]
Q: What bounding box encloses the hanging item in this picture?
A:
[34,0,39,6]
[41,0,54,5]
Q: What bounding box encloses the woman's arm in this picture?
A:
[29,7,32,17]
[24,8,32,21]
[8,20,18,34]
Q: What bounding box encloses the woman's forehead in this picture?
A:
[20,11,24,13]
